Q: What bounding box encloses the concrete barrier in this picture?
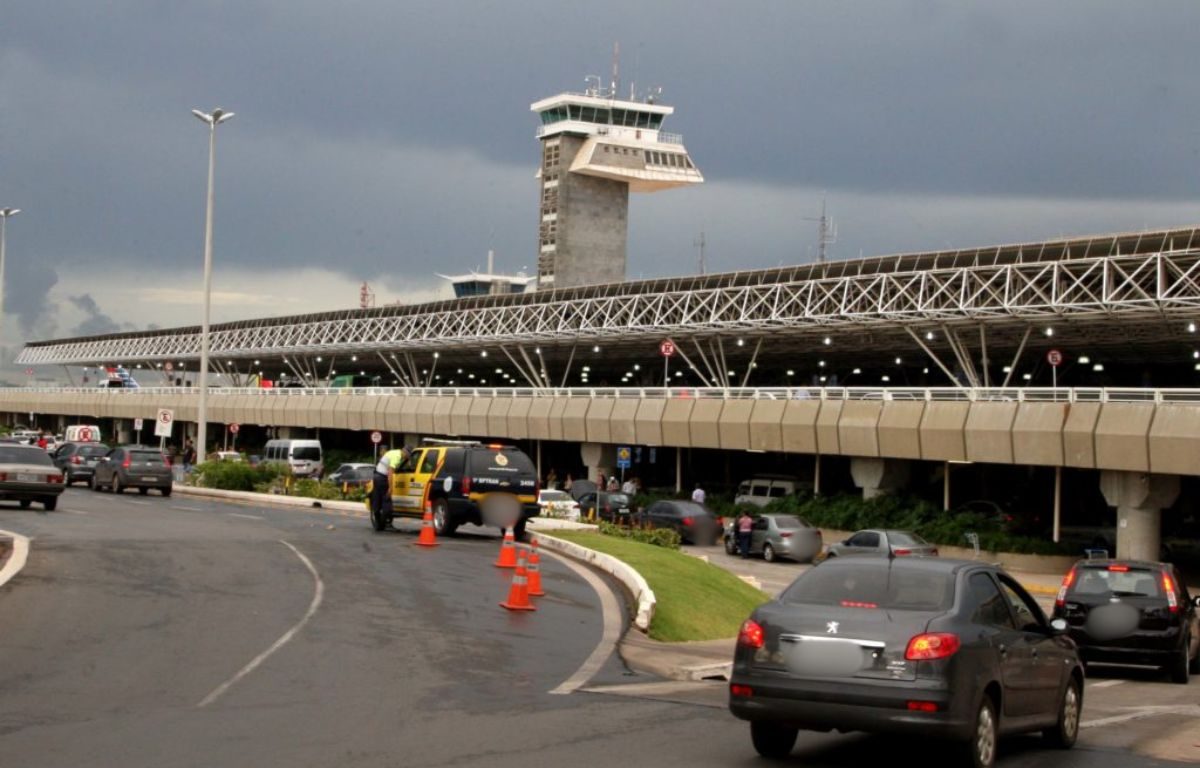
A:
[174,484,366,512]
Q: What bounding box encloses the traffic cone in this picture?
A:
[415,502,439,548]
[494,529,518,568]
[500,549,536,612]
[526,539,545,597]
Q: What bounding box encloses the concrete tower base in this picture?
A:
[851,457,911,500]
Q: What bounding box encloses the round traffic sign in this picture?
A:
[78,426,93,442]
[165,362,174,372]
[659,339,676,357]
[370,430,383,444]
[1046,349,1064,367]
[229,423,240,434]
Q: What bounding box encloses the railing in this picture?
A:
[656,131,683,145]
[6,385,1200,405]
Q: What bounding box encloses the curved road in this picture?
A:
[0,490,1191,767]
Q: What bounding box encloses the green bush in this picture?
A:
[192,460,290,491]
[598,520,682,550]
[291,478,347,500]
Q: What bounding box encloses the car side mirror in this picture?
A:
[1193,596,1200,609]
[1049,618,1068,635]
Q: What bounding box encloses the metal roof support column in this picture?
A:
[940,325,980,388]
[501,346,541,390]
[558,343,577,389]
[1000,325,1033,389]
[716,337,731,389]
[517,345,547,392]
[904,327,965,390]
[425,353,439,388]
[689,337,721,388]
[283,357,310,386]
[672,340,715,388]
[375,353,406,387]
[739,337,764,388]
[62,365,76,387]
[325,356,338,382]
[979,325,990,389]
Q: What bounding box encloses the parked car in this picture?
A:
[263,439,323,478]
[368,441,539,539]
[53,442,112,486]
[734,476,812,507]
[90,446,173,496]
[640,499,722,545]
[823,529,939,559]
[730,557,1083,766]
[328,463,374,488]
[213,451,243,462]
[63,424,103,444]
[537,489,581,520]
[0,444,66,511]
[574,490,633,522]
[1052,559,1200,683]
[724,513,823,563]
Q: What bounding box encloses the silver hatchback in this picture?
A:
[725,514,824,563]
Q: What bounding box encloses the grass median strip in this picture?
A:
[550,531,770,643]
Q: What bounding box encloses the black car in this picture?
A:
[575,490,633,522]
[730,557,1083,767]
[1052,559,1200,683]
[640,500,721,545]
[52,442,111,486]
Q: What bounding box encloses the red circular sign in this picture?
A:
[229,423,240,434]
[1046,349,1063,367]
[165,362,174,372]
[370,431,383,444]
[659,339,676,357]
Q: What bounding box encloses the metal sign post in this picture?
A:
[660,339,676,388]
[371,430,382,462]
[134,417,143,445]
[616,446,631,483]
[1046,349,1063,394]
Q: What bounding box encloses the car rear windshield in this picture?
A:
[605,493,631,506]
[130,451,166,464]
[468,448,535,475]
[78,445,109,457]
[773,515,808,529]
[293,447,321,460]
[1072,566,1161,598]
[782,564,955,612]
[888,532,929,547]
[0,446,54,466]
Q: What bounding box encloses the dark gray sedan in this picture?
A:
[640,500,722,545]
[52,442,111,486]
[729,557,1083,767]
[824,528,939,559]
[724,514,823,563]
[90,446,173,496]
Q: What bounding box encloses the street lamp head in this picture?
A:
[0,208,20,218]
[192,108,235,126]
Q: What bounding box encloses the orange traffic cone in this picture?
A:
[494,529,518,568]
[526,539,545,597]
[500,549,536,612]
[415,502,439,548]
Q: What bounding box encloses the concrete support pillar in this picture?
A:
[1099,471,1179,561]
[581,442,616,486]
[850,457,911,500]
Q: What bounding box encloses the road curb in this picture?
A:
[0,529,31,589]
[173,484,366,513]
[534,532,656,632]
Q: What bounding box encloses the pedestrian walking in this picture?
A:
[621,476,636,495]
[183,439,196,473]
[737,510,754,559]
[691,483,706,504]
[546,468,558,490]
[607,475,619,492]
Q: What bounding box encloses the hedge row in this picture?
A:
[597,520,682,550]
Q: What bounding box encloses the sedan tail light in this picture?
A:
[1162,572,1179,613]
[0,473,7,482]
[71,455,82,465]
[779,531,793,538]
[681,516,694,526]
[49,474,63,483]
[162,455,172,467]
[122,456,132,469]
[905,633,961,661]
[1056,566,1077,608]
[893,548,912,556]
[737,619,765,649]
[929,548,939,556]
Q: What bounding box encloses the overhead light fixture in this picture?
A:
[881,375,891,382]
[593,345,600,353]
[1044,327,1055,337]
[1094,364,1105,372]
[852,368,862,375]
[736,338,745,347]
[674,371,683,377]
[1079,355,1091,364]
[351,355,357,362]
[786,369,795,376]
[818,360,826,368]
[728,370,736,377]
[1023,373,1033,380]
[535,347,541,354]
[819,375,827,382]
[923,367,929,374]
[582,365,591,372]
[494,368,502,374]
[1003,366,1012,373]
[1189,322,1197,333]
[481,350,488,357]
[633,364,641,371]
[925,331,935,341]
[894,357,902,365]
[823,336,832,346]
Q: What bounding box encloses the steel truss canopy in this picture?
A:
[17,225,1200,367]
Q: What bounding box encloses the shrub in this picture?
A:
[291,478,346,500]
[192,460,290,491]
[598,520,681,550]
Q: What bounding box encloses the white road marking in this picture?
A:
[1082,704,1200,728]
[227,512,264,521]
[543,549,624,695]
[60,509,90,515]
[1090,679,1126,689]
[170,505,204,513]
[198,540,324,708]
[126,499,151,506]
[0,529,31,588]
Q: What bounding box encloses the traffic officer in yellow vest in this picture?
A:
[370,445,411,530]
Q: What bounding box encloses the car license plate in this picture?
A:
[141,476,158,482]
[618,508,630,515]
[16,473,40,483]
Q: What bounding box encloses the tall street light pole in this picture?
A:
[0,207,20,346]
[192,108,234,462]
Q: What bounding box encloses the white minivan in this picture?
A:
[263,439,323,478]
[64,424,104,443]
[734,476,812,507]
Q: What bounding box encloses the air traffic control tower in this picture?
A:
[531,84,703,289]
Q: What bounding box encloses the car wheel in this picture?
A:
[513,517,528,542]
[139,487,149,496]
[750,721,798,759]
[432,498,457,537]
[724,536,736,555]
[43,497,57,512]
[161,487,172,497]
[113,476,123,494]
[963,696,998,768]
[89,474,99,491]
[763,543,777,563]
[1169,641,1191,684]
[1043,677,1080,748]
[19,500,31,509]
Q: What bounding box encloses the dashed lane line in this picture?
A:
[227,513,264,521]
[169,505,204,513]
[1090,679,1126,689]
[198,540,324,708]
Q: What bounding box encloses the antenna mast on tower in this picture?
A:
[359,281,375,309]
[610,42,620,99]
[694,231,707,274]
[803,195,837,264]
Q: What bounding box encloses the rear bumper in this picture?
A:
[0,482,66,499]
[728,675,971,740]
[118,473,173,488]
[1070,627,1184,664]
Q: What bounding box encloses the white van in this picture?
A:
[64,424,103,443]
[263,439,323,478]
[734,476,812,507]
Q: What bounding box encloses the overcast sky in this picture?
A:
[3,1,1200,376]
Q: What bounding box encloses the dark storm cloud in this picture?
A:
[2,0,1200,346]
[3,258,58,337]
[68,294,125,336]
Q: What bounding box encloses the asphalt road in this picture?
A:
[0,489,1195,767]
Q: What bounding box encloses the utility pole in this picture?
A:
[694,231,706,274]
